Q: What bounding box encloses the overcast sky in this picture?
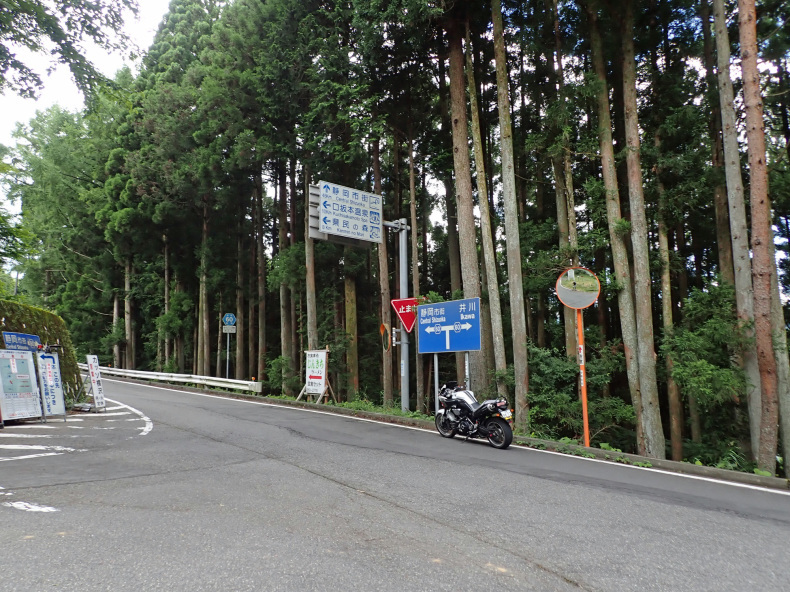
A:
[0,2,170,210]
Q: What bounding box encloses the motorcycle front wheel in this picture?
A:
[435,411,457,438]
[486,417,513,449]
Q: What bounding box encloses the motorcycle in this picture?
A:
[434,381,514,449]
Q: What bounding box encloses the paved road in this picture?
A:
[1,380,788,591]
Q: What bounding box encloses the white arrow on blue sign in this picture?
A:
[222,313,237,326]
[416,298,481,354]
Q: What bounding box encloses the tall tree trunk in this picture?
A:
[373,137,393,407]
[304,163,318,351]
[492,0,528,423]
[256,173,267,383]
[622,2,665,458]
[113,291,120,368]
[215,295,223,378]
[587,0,645,453]
[199,202,211,376]
[701,0,734,286]
[175,275,185,373]
[236,229,246,380]
[279,163,294,396]
[345,261,359,399]
[447,15,484,391]
[656,134,683,461]
[739,0,779,474]
[550,0,578,359]
[124,260,135,370]
[163,233,171,370]
[437,45,464,384]
[407,129,425,412]
[466,21,508,401]
[713,0,762,459]
[248,234,257,380]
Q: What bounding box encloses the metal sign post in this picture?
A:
[222,313,236,379]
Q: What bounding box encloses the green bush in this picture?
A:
[0,300,82,402]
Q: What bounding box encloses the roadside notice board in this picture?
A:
[86,355,106,409]
[305,350,328,395]
[36,351,66,418]
[0,350,42,420]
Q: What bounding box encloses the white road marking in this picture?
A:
[105,398,153,436]
[0,452,63,462]
[71,411,131,417]
[0,445,80,452]
[0,433,53,439]
[1,424,55,429]
[2,501,59,512]
[103,378,790,498]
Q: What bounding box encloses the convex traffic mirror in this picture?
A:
[555,267,600,310]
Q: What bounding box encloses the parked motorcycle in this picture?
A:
[434,381,514,449]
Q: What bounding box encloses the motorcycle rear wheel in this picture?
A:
[486,417,513,449]
[435,412,457,438]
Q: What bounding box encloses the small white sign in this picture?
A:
[86,355,106,409]
[36,352,66,417]
[305,350,328,395]
[222,325,237,334]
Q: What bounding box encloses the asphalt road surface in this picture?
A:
[1,379,788,591]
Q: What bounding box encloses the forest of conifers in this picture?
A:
[1,0,789,473]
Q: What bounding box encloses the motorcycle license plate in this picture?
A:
[499,409,512,419]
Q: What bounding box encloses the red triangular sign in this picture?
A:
[391,298,419,333]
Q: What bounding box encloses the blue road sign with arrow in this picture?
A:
[416,298,481,354]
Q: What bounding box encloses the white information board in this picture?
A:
[318,181,383,244]
[0,350,42,420]
[86,355,106,409]
[305,350,328,395]
[36,352,66,418]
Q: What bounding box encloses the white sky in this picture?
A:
[0,1,170,211]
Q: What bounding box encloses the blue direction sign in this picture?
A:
[222,313,236,326]
[318,180,382,244]
[416,298,481,354]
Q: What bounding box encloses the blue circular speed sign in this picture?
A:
[223,313,237,326]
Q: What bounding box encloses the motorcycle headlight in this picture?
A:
[488,403,495,411]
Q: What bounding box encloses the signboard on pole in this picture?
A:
[318,181,382,244]
[85,355,106,410]
[0,350,42,420]
[304,350,328,395]
[391,298,419,333]
[416,298,482,354]
[36,351,66,418]
[222,313,236,326]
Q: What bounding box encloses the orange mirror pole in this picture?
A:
[577,307,590,447]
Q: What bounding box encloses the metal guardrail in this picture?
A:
[77,364,263,394]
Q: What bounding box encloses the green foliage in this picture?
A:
[661,283,747,411]
[524,345,635,449]
[0,299,81,400]
[0,0,138,98]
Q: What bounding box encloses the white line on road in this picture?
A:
[0,445,80,452]
[0,452,64,462]
[2,501,59,512]
[105,398,153,436]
